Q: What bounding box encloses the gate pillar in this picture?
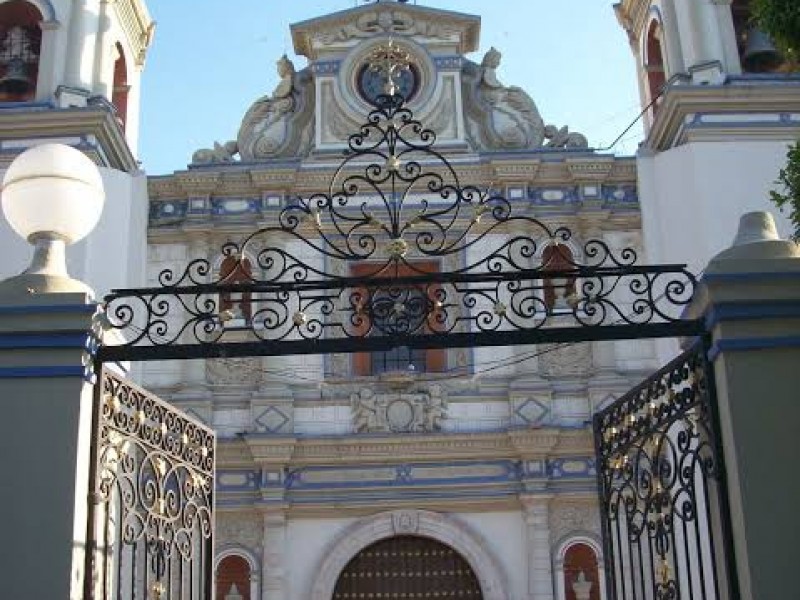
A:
[689,211,800,600]
[0,280,100,600]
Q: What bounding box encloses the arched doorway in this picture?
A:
[333,535,483,599]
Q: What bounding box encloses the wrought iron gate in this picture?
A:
[89,74,732,598]
[85,368,215,600]
[593,340,737,600]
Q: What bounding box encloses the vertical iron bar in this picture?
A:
[83,363,105,600]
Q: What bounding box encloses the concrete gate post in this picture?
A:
[688,212,800,600]
[0,280,100,600]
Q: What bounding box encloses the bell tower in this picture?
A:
[614,0,800,274]
[0,0,154,150]
[0,0,155,294]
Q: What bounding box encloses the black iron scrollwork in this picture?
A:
[594,342,731,600]
[86,369,215,600]
[100,94,701,361]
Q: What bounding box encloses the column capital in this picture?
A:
[519,493,554,511]
[39,20,61,31]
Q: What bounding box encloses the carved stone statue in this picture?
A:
[462,46,588,151]
[544,125,589,149]
[572,571,593,600]
[236,54,315,160]
[191,140,238,164]
[351,388,379,433]
[423,384,447,431]
[460,46,546,150]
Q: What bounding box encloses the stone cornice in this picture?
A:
[646,79,800,152]
[114,0,155,66]
[147,155,637,200]
[614,0,650,40]
[566,157,616,183]
[220,427,594,468]
[0,105,137,172]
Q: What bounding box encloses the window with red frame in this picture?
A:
[219,256,253,323]
[563,543,601,600]
[351,262,445,376]
[645,21,666,116]
[215,555,251,600]
[112,42,129,130]
[541,244,577,312]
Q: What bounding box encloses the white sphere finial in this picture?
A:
[2,143,105,245]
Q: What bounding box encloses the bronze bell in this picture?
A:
[0,57,32,95]
[742,27,783,72]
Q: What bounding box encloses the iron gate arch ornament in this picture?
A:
[100,93,702,362]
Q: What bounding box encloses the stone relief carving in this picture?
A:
[207,357,264,386]
[424,80,456,138]
[351,384,447,433]
[392,510,420,534]
[538,342,592,377]
[322,89,362,143]
[236,54,316,161]
[549,502,601,545]
[315,9,456,45]
[216,513,263,553]
[462,47,588,152]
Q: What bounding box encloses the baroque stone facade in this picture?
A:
[138,1,753,599]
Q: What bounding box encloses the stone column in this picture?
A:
[688,212,800,600]
[520,495,555,600]
[35,20,62,101]
[92,0,114,99]
[64,0,100,92]
[0,283,99,599]
[261,508,288,600]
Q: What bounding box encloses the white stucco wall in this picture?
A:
[638,140,794,274]
[286,517,359,599]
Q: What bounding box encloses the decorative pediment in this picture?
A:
[291,3,480,59]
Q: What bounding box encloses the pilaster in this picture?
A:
[261,508,288,600]
[520,494,555,600]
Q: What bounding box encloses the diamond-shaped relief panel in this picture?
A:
[254,406,290,433]
[594,394,618,414]
[514,398,550,426]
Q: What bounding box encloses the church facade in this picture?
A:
[0,1,798,600]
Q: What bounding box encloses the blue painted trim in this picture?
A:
[0,365,92,380]
[0,303,97,315]
[0,333,95,349]
[702,271,800,283]
[708,335,800,361]
[704,300,800,330]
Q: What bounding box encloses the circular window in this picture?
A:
[357,62,420,105]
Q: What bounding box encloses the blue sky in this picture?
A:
[138,1,643,175]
